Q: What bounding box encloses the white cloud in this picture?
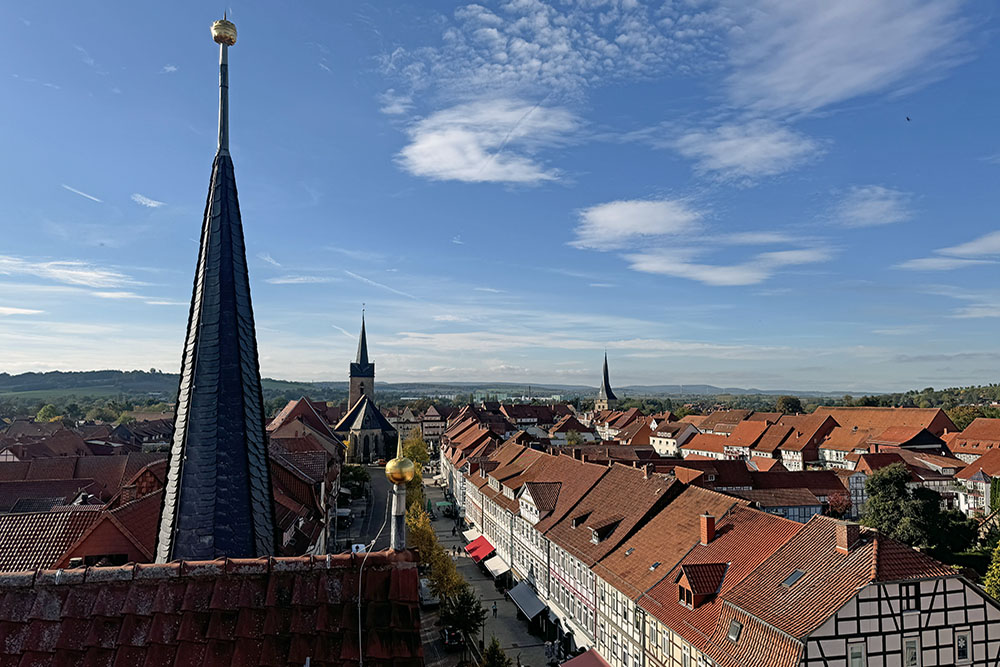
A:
[572,199,702,250]
[381,1,718,98]
[837,185,912,227]
[897,230,1000,271]
[344,270,417,300]
[131,193,165,208]
[0,255,134,288]
[474,287,504,293]
[258,252,281,267]
[625,247,831,286]
[160,64,178,74]
[896,257,993,271]
[0,306,43,316]
[397,99,578,183]
[725,0,967,115]
[379,89,412,115]
[939,230,1000,257]
[673,121,821,180]
[451,235,464,245]
[332,324,355,338]
[433,314,469,322]
[266,275,338,285]
[61,184,102,203]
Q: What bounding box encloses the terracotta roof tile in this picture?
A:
[813,406,957,437]
[0,551,422,666]
[0,511,100,572]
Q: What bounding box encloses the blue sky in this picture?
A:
[0,1,998,392]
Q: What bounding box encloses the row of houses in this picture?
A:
[442,434,1000,667]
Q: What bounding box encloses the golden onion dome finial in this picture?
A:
[212,17,237,46]
[385,433,415,485]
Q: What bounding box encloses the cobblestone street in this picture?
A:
[422,480,550,667]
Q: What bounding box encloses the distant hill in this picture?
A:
[0,370,852,401]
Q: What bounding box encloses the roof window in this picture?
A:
[649,562,660,571]
[781,569,806,588]
[624,548,634,556]
[727,620,742,642]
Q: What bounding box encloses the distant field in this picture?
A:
[0,386,148,400]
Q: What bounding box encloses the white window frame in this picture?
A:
[955,629,972,664]
[848,641,865,667]
[903,636,920,667]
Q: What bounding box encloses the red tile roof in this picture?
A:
[595,486,743,599]
[813,406,957,437]
[0,510,101,572]
[726,421,769,449]
[679,562,728,595]
[955,448,1000,480]
[0,551,422,666]
[946,418,1000,459]
[546,464,676,566]
[679,415,707,427]
[698,410,751,432]
[680,433,729,455]
[722,516,954,639]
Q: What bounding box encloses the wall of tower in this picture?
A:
[349,376,373,409]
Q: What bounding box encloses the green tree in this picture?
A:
[947,405,985,431]
[775,395,803,414]
[565,430,583,446]
[440,583,487,659]
[403,432,430,466]
[862,463,911,537]
[985,542,1000,599]
[340,464,371,498]
[481,636,513,667]
[35,404,60,422]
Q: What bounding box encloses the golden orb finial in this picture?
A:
[212,18,237,46]
[384,434,415,485]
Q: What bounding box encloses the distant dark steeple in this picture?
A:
[156,18,276,562]
[595,352,618,411]
[349,313,375,409]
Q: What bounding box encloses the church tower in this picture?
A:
[156,17,275,562]
[594,352,618,412]
[349,314,375,408]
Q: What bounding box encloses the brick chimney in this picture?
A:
[835,521,860,555]
[120,484,138,505]
[700,512,715,545]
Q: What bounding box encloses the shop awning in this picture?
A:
[508,581,546,620]
[464,535,494,562]
[562,649,612,667]
[462,528,482,543]
[435,501,454,508]
[483,555,510,578]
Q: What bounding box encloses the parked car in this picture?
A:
[439,627,464,650]
[418,577,439,609]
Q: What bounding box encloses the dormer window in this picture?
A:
[677,586,693,608]
[572,512,591,529]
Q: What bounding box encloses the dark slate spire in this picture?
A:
[598,352,618,401]
[156,18,276,563]
[356,313,370,365]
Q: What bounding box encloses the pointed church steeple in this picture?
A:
[595,352,618,411]
[156,18,276,562]
[356,312,370,365]
[349,312,375,409]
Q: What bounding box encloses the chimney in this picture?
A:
[835,521,860,555]
[700,512,715,545]
[120,484,138,505]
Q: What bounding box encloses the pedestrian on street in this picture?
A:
[452,526,456,537]
[492,601,498,618]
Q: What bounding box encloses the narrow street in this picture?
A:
[336,464,392,552]
[422,479,549,667]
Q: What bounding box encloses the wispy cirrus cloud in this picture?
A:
[257,253,281,267]
[725,0,967,116]
[266,275,339,285]
[0,306,43,316]
[672,121,822,181]
[61,184,102,203]
[625,247,832,286]
[160,64,178,74]
[378,89,412,115]
[131,193,165,208]
[897,230,1000,271]
[344,270,417,300]
[837,185,912,227]
[0,255,134,288]
[397,99,579,184]
[571,199,702,250]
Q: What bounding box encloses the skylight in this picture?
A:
[727,620,742,642]
[781,569,806,588]
[624,547,634,556]
[649,562,660,571]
